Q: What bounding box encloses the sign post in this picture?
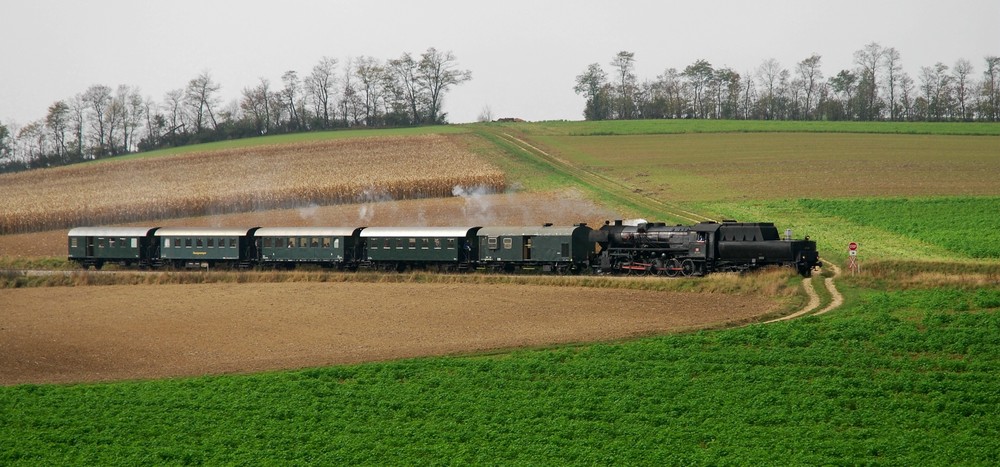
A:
[848,242,860,274]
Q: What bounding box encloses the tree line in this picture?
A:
[0,47,471,173]
[575,42,1000,123]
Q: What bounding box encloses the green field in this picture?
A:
[4,120,1000,463]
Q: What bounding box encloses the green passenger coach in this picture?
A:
[360,226,481,271]
[477,224,594,273]
[155,227,259,268]
[68,226,159,269]
[255,227,364,268]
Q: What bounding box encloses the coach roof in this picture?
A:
[154,227,259,237]
[68,227,158,237]
[360,226,480,238]
[255,227,362,237]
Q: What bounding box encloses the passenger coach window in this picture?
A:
[196,239,203,247]
[229,239,237,248]
[131,238,138,248]
[71,238,78,248]
[503,238,513,250]
[263,238,272,248]
[207,238,215,248]
[488,237,498,249]
[447,239,456,249]
[164,238,171,248]
[323,238,332,248]
[421,238,429,249]
[185,239,192,248]
[409,238,416,249]
[434,239,441,249]
[312,238,320,248]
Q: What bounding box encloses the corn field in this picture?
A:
[0,135,506,234]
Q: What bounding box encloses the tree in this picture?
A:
[610,51,638,119]
[829,70,858,120]
[952,58,974,120]
[756,59,784,120]
[683,59,714,118]
[241,78,272,134]
[983,56,1000,121]
[854,42,885,120]
[920,63,952,120]
[883,47,903,120]
[45,101,70,161]
[185,71,221,133]
[796,54,823,119]
[305,56,338,128]
[281,70,302,130]
[354,56,386,127]
[418,48,472,124]
[573,63,611,120]
[0,123,13,165]
[82,84,112,157]
[388,53,425,124]
[163,88,186,136]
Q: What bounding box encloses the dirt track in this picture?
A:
[0,282,775,385]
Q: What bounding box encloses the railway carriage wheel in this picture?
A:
[666,259,680,277]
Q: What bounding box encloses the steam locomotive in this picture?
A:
[68,220,820,277]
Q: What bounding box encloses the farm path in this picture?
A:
[813,261,844,315]
[764,260,843,323]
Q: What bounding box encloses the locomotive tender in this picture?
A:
[68,220,820,276]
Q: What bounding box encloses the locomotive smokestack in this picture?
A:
[785,228,792,241]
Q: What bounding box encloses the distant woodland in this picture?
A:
[0,48,470,172]
[575,42,1000,124]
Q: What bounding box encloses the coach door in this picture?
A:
[86,237,95,257]
[523,236,532,260]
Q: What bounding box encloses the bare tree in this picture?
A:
[305,56,338,128]
[163,88,186,135]
[82,84,112,157]
[899,72,915,121]
[756,58,784,120]
[388,52,425,124]
[185,71,221,133]
[281,70,302,130]
[796,54,823,119]
[354,56,387,127]
[952,58,974,120]
[418,48,472,124]
[854,42,885,120]
[882,47,903,120]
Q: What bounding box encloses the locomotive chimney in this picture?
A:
[785,228,793,241]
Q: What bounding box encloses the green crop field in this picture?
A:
[498,119,1000,137]
[3,287,999,464]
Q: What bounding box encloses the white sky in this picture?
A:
[1,0,998,126]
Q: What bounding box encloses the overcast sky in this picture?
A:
[2,0,998,127]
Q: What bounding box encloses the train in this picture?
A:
[68,220,820,277]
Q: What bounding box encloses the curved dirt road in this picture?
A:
[764,260,843,323]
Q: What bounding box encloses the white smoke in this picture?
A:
[298,202,320,221]
[453,185,497,224]
[357,188,394,223]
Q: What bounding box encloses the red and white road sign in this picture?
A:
[848,242,858,251]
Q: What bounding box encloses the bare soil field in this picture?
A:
[0,189,614,258]
[0,281,775,385]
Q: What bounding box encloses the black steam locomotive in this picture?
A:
[594,220,820,276]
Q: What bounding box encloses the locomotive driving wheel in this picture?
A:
[681,259,701,277]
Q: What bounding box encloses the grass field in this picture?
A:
[496,119,1000,136]
[530,132,1000,203]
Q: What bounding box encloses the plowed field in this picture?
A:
[0,281,775,385]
